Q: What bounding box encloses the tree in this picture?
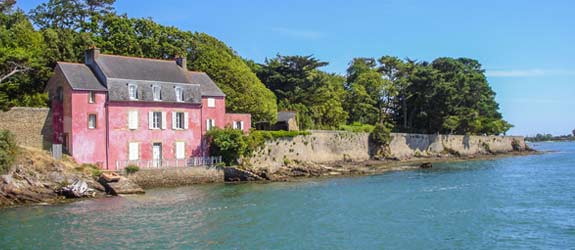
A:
[189,33,277,123]
[256,55,347,129]
[345,58,395,125]
[572,129,575,137]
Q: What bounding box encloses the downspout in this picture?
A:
[200,100,204,157]
[105,94,110,170]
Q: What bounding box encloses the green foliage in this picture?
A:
[125,165,140,175]
[206,128,310,166]
[255,55,347,129]
[0,129,18,174]
[206,128,248,166]
[369,122,393,158]
[511,139,522,151]
[339,122,375,133]
[189,33,277,123]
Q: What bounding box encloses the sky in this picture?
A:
[17,0,575,136]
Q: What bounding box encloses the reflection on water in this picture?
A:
[1,142,574,250]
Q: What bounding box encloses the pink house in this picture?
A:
[45,48,251,170]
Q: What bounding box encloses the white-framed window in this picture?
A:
[153,85,162,101]
[149,111,166,129]
[88,91,95,103]
[175,142,185,159]
[128,111,138,130]
[206,119,215,131]
[175,87,184,102]
[128,142,139,160]
[172,112,188,130]
[129,84,138,100]
[233,121,244,130]
[207,98,215,108]
[88,114,97,129]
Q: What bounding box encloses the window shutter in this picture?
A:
[206,119,210,131]
[148,112,153,129]
[161,112,167,130]
[171,112,176,129]
[240,121,244,130]
[134,111,139,129]
[129,142,139,160]
[176,142,185,159]
[184,112,189,129]
[129,111,138,130]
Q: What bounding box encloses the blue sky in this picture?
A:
[17,0,575,136]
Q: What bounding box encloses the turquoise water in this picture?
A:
[1,142,574,250]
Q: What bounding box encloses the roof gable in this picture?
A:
[57,62,106,91]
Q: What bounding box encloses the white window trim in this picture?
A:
[153,85,162,101]
[150,111,164,129]
[88,114,96,129]
[88,91,95,103]
[175,87,184,102]
[207,98,215,108]
[206,119,215,131]
[129,84,138,100]
[172,112,186,130]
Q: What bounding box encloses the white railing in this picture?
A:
[116,156,222,170]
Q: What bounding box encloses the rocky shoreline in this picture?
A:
[0,147,537,209]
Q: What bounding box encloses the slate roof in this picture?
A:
[57,62,107,91]
[187,72,226,97]
[95,55,191,84]
[278,111,297,122]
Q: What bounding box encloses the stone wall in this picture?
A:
[0,107,52,149]
[128,167,223,188]
[249,131,526,171]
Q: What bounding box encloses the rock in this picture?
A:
[99,176,144,195]
[420,162,433,169]
[56,179,97,198]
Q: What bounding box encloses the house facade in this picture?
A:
[45,48,251,170]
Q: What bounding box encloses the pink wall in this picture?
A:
[107,102,203,170]
[70,90,107,167]
[224,113,252,133]
[201,96,226,132]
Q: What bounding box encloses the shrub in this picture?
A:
[0,130,18,174]
[369,122,393,158]
[511,139,522,151]
[339,122,375,133]
[206,128,248,166]
[125,165,140,175]
[206,129,311,166]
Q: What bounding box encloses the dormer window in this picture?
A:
[129,84,138,100]
[175,87,184,102]
[153,85,162,101]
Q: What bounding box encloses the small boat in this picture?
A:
[101,172,121,182]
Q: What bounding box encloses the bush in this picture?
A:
[206,128,248,166]
[339,122,375,133]
[369,122,393,158]
[0,130,18,174]
[125,165,140,175]
[206,128,311,166]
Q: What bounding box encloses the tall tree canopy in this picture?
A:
[255,55,347,129]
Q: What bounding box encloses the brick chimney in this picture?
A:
[175,55,187,70]
[85,46,100,65]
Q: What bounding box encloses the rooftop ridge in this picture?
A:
[99,53,179,63]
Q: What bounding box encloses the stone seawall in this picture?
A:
[0,107,52,149]
[249,131,526,171]
[128,167,223,188]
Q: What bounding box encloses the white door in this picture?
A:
[152,143,162,167]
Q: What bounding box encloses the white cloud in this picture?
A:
[486,69,575,77]
[271,27,324,40]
